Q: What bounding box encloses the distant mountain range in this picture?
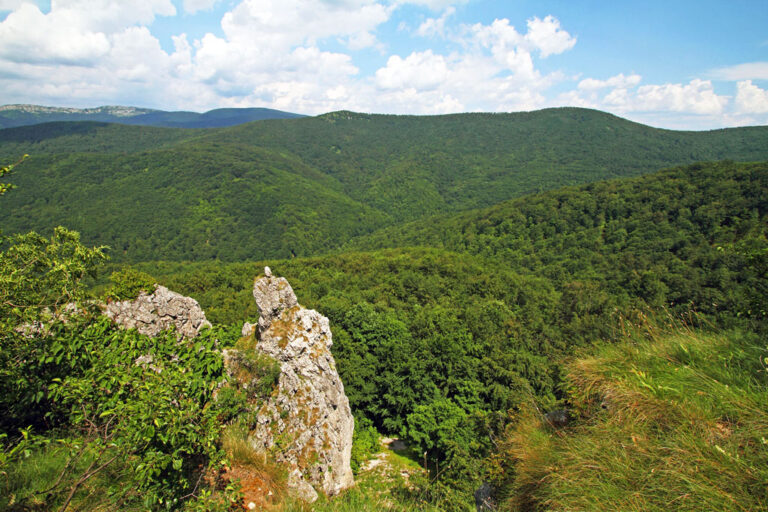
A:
[0,104,305,129]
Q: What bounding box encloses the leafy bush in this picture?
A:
[105,266,157,301]
[350,416,379,473]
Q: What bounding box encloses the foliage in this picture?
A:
[0,226,107,325]
[0,179,237,510]
[111,160,768,508]
[0,154,26,196]
[3,117,768,509]
[349,160,768,325]
[350,416,379,474]
[0,227,108,433]
[104,266,157,301]
[1,316,239,511]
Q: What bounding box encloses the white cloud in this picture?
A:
[711,61,768,81]
[0,0,43,9]
[578,73,642,91]
[0,4,110,64]
[524,15,576,57]
[0,0,175,65]
[376,50,448,90]
[416,6,454,37]
[216,0,389,51]
[735,80,768,114]
[183,0,219,14]
[370,16,573,114]
[632,79,727,115]
[564,75,729,117]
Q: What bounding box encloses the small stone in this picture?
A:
[247,502,256,510]
[241,322,255,337]
[264,266,272,278]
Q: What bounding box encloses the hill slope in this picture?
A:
[346,160,768,319]
[1,108,768,262]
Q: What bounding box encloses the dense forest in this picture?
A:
[2,108,768,261]
[1,111,767,511]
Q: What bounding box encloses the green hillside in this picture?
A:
[2,108,768,262]
[207,109,768,221]
[346,160,768,317]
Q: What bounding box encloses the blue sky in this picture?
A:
[1,0,766,129]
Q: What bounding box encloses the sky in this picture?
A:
[0,0,767,130]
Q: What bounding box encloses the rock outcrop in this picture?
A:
[228,268,355,502]
[105,285,211,339]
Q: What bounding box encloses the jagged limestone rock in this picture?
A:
[105,285,211,339]
[234,268,355,501]
[252,268,298,334]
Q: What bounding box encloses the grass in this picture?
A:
[220,421,289,509]
[278,463,441,512]
[0,440,143,511]
[498,321,768,511]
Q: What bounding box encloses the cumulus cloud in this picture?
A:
[376,50,448,90]
[0,0,175,65]
[710,61,768,81]
[563,74,730,117]
[524,15,576,57]
[371,15,574,114]
[631,79,727,115]
[735,80,768,114]
[0,0,42,9]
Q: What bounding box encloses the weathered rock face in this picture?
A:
[105,285,211,338]
[236,268,355,501]
[252,266,298,334]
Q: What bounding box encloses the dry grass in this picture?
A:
[220,422,289,510]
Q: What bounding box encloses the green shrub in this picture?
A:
[105,267,157,301]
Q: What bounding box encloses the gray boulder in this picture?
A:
[105,285,211,339]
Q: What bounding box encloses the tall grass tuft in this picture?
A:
[498,317,768,511]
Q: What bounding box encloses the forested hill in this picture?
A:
[345,160,768,320]
[1,108,768,262]
[0,104,304,129]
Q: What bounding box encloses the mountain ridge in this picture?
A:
[0,104,305,129]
